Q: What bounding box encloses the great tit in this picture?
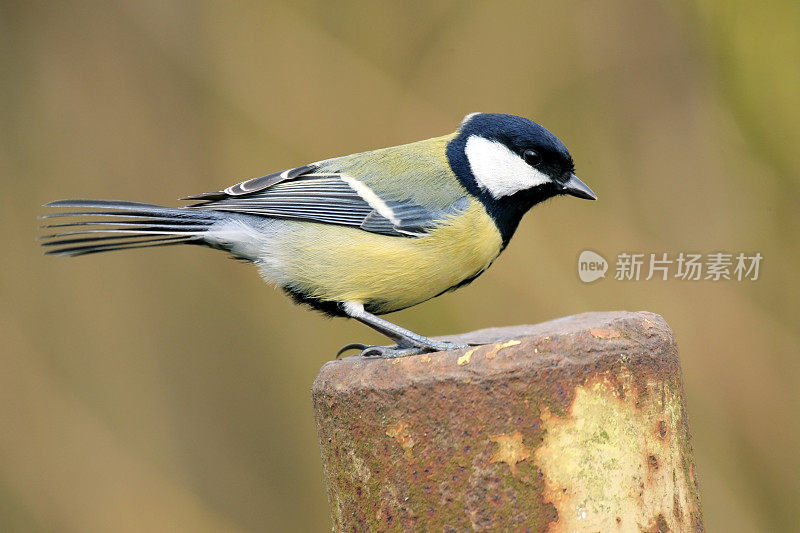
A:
[41,112,596,358]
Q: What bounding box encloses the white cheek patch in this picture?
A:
[464,135,552,198]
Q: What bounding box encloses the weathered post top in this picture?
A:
[312,311,703,532]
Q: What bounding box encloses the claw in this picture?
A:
[337,340,472,360]
[360,345,425,358]
[360,346,388,358]
[336,343,368,358]
[425,340,469,352]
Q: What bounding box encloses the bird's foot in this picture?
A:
[361,345,426,358]
[336,343,423,358]
[336,340,469,359]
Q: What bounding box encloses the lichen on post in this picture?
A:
[311,311,703,531]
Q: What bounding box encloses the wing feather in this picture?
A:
[181,164,319,201]
[183,165,467,237]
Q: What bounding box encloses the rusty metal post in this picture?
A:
[312,311,703,531]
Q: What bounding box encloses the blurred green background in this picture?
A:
[2,1,799,531]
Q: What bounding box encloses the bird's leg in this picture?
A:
[338,302,468,358]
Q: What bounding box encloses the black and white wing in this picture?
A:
[183,165,467,238]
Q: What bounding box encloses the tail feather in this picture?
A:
[44,236,194,257]
[40,200,220,257]
[40,225,214,237]
[41,234,179,247]
[41,220,210,229]
[45,199,196,212]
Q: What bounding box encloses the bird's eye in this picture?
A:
[523,149,542,166]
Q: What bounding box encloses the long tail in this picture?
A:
[40,200,221,257]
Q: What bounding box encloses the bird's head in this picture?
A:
[447,112,596,244]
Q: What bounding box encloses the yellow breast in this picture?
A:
[272,200,503,314]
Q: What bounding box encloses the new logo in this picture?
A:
[578,250,608,283]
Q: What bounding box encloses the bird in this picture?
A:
[40,112,596,358]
